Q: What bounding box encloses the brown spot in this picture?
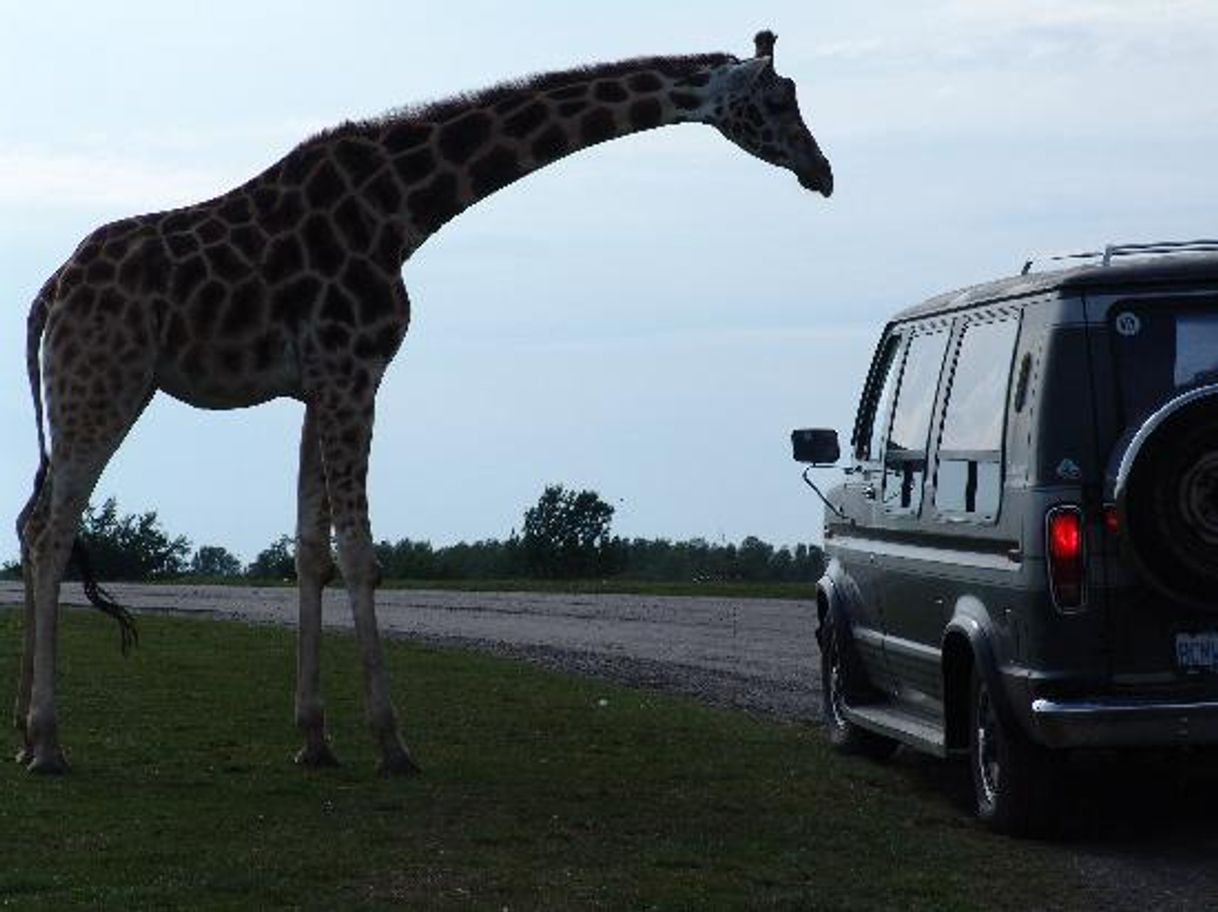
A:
[438,110,492,165]
[264,235,305,284]
[381,122,432,153]
[580,108,616,145]
[670,91,701,111]
[593,81,629,103]
[405,172,460,234]
[393,147,435,185]
[305,160,347,209]
[334,139,385,187]
[302,215,346,278]
[503,101,548,139]
[557,100,588,117]
[627,72,663,93]
[333,197,374,251]
[197,219,226,245]
[629,98,663,130]
[363,170,403,214]
[469,146,522,198]
[531,125,568,163]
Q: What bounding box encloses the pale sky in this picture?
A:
[3,1,1217,562]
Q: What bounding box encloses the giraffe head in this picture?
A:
[706,31,833,197]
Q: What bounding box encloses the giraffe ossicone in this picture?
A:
[14,30,831,774]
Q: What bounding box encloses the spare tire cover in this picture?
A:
[1119,393,1218,607]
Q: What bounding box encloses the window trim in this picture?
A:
[881,325,951,516]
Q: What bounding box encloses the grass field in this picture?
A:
[0,608,1088,910]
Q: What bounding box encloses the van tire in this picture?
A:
[820,610,900,761]
[969,668,1060,837]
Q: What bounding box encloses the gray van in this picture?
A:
[793,240,1218,835]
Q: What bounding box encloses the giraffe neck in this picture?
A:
[288,53,738,263]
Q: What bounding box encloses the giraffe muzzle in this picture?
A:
[798,158,834,198]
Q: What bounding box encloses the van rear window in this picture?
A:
[1111,299,1218,422]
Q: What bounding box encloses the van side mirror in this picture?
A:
[791,428,840,465]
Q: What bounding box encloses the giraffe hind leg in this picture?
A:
[313,393,418,775]
[294,404,340,768]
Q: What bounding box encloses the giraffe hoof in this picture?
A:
[377,748,422,778]
[26,749,69,776]
[295,742,341,769]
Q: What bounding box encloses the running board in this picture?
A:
[842,702,947,757]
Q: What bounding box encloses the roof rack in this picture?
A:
[1020,239,1218,275]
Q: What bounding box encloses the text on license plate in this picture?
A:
[1176,632,1218,671]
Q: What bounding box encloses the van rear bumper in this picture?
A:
[1030,696,1218,748]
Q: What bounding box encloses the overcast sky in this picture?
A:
[3,1,1217,562]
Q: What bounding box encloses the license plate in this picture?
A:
[1176,632,1218,672]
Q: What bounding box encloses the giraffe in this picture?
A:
[15,30,832,774]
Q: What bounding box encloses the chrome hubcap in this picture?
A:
[975,684,1000,806]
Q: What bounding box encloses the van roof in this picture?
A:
[894,252,1218,322]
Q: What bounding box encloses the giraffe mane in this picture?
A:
[311,52,738,144]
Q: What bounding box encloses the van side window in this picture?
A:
[854,334,902,460]
[935,317,1020,518]
[883,329,949,513]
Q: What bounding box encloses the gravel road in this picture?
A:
[5,581,1217,909]
[0,581,823,721]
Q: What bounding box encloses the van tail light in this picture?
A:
[1047,505,1085,609]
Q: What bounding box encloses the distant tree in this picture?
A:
[71,497,192,581]
[247,534,296,580]
[521,485,621,578]
[189,545,243,578]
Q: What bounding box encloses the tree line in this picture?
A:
[2,487,824,585]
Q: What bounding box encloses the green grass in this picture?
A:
[0,609,1086,910]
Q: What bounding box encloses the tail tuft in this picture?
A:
[71,539,139,655]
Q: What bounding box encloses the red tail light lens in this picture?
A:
[1047,506,1085,609]
[1103,504,1119,537]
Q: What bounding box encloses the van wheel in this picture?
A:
[969,669,1060,836]
[820,611,899,761]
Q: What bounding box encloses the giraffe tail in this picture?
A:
[22,277,138,656]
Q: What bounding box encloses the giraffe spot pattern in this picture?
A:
[627,72,663,93]
[394,147,434,185]
[229,225,267,261]
[305,160,347,209]
[264,235,305,284]
[381,122,432,153]
[469,146,521,198]
[438,111,492,165]
[342,258,394,323]
[221,279,266,338]
[580,108,616,145]
[321,284,356,325]
[190,280,225,336]
[669,91,701,110]
[503,101,548,139]
[629,98,663,130]
[197,219,227,245]
[171,256,208,301]
[557,100,588,117]
[282,145,326,186]
[205,243,251,284]
[548,84,588,100]
[218,195,253,225]
[593,81,629,103]
[333,197,374,251]
[166,232,200,259]
[406,172,459,233]
[531,125,569,162]
[270,275,322,328]
[362,170,403,214]
[375,223,406,267]
[303,215,347,277]
[334,139,385,187]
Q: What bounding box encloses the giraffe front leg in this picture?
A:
[294,406,340,768]
[13,547,36,766]
[315,395,419,776]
